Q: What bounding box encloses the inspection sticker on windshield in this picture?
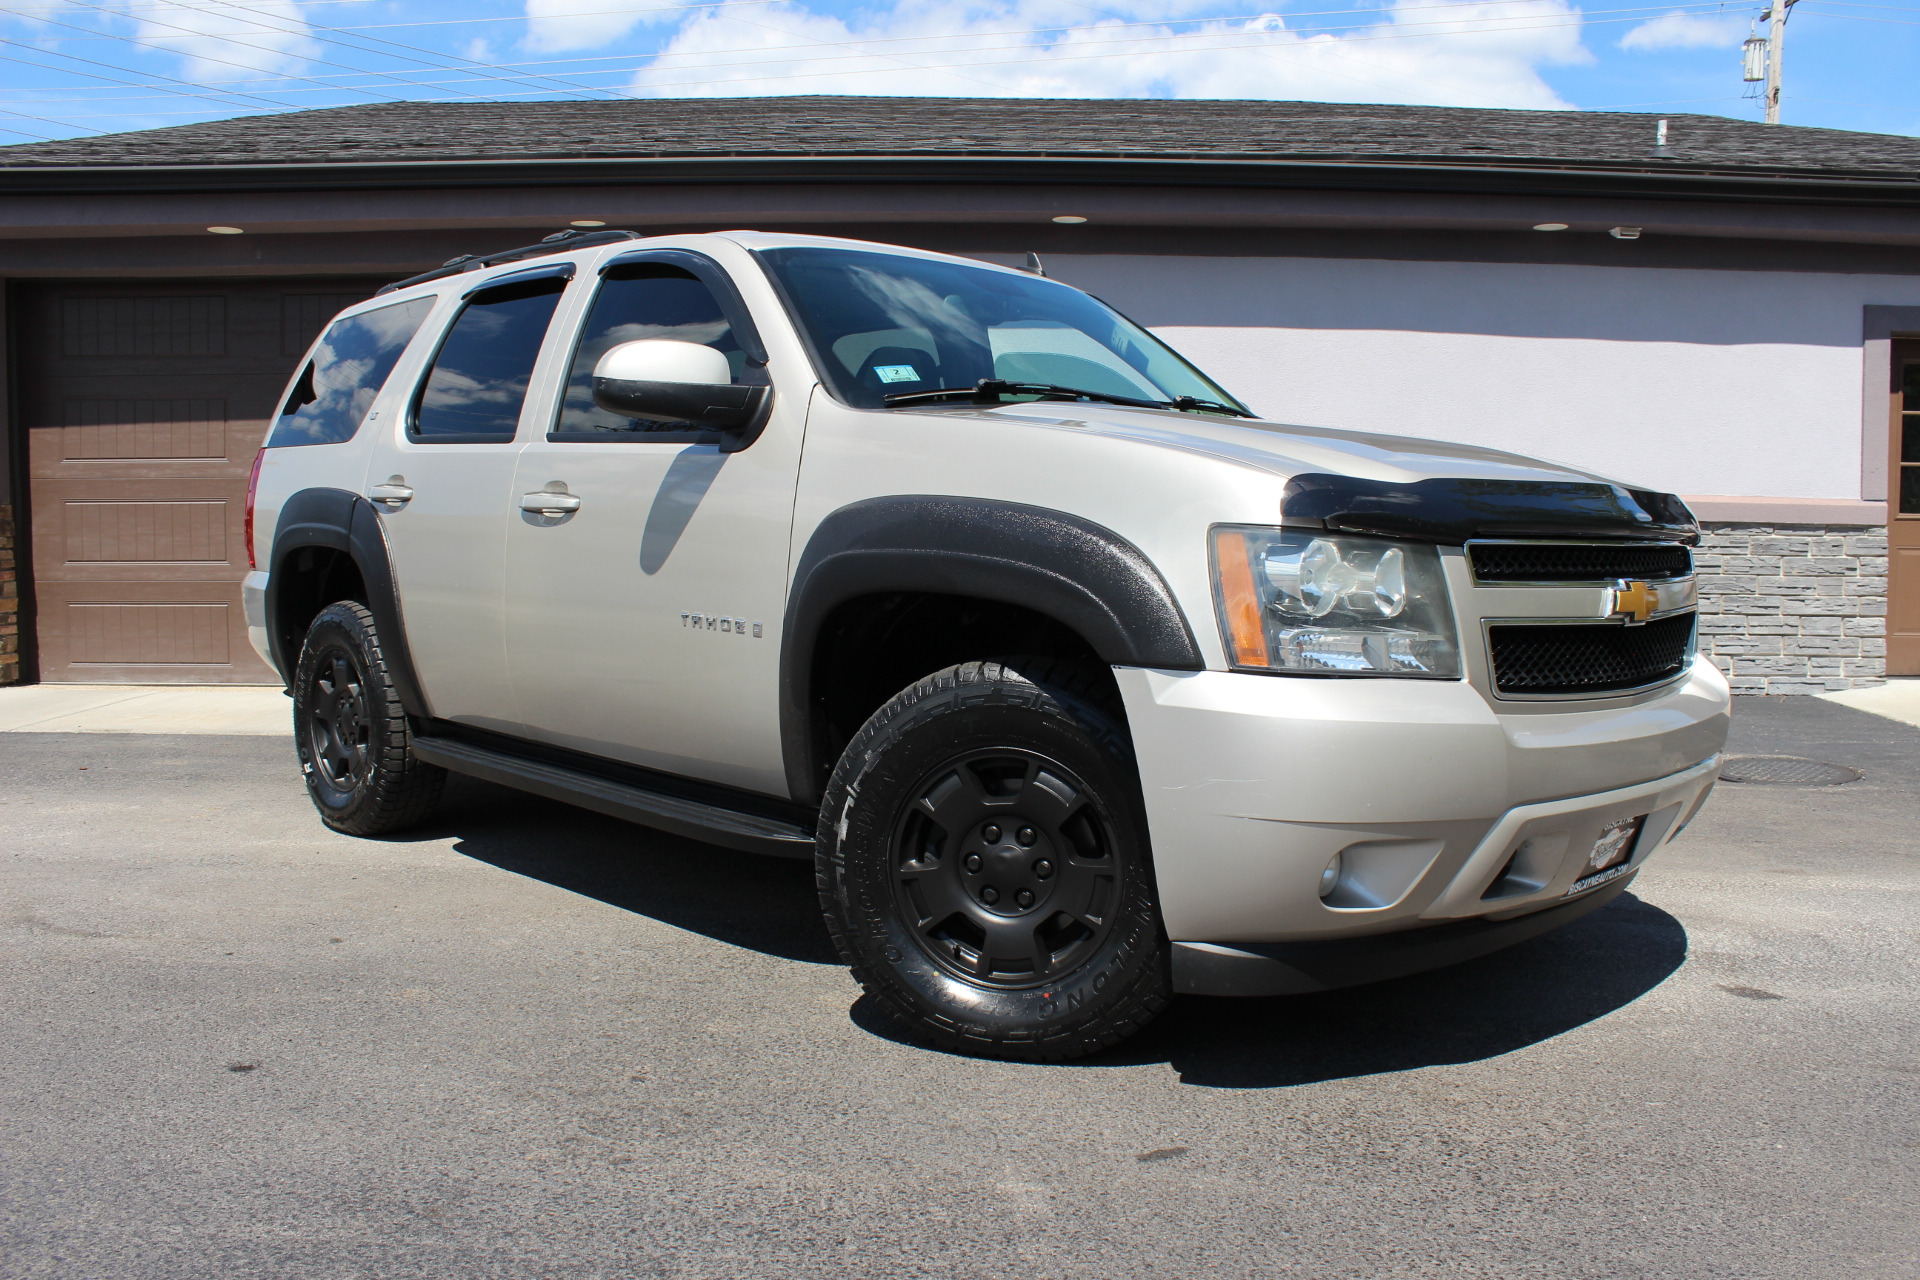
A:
[874,364,921,384]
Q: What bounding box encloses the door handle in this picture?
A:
[520,490,581,515]
[368,480,414,509]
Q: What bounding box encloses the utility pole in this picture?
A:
[1763,0,1797,124]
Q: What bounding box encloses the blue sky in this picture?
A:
[2,0,1916,145]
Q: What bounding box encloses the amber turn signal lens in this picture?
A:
[1212,528,1270,667]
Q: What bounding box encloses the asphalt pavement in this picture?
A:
[1,696,1916,1278]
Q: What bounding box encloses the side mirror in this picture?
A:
[591,339,768,432]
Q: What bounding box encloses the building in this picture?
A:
[2,97,1917,692]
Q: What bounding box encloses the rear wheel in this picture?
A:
[817,658,1170,1060]
[292,600,444,835]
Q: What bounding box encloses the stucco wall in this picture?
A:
[1042,254,1920,504]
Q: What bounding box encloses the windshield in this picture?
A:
[756,246,1247,414]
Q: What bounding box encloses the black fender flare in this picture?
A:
[267,486,431,719]
[780,496,1203,802]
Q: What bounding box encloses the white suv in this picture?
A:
[245,229,1730,1060]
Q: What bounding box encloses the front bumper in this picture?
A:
[1172,874,1637,997]
[1115,655,1729,960]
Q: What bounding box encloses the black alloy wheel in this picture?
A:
[306,648,372,798]
[292,600,444,836]
[894,748,1121,988]
[818,658,1170,1061]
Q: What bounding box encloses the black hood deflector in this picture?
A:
[1282,474,1698,546]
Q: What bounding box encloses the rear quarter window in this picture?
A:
[267,295,436,447]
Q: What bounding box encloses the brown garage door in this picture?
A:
[20,279,389,683]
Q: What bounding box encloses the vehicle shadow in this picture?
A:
[420,775,839,967]
[416,778,1685,1089]
[1094,892,1688,1088]
[847,891,1686,1087]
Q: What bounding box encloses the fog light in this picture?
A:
[1318,852,1343,899]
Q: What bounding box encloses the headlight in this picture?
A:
[1210,527,1461,677]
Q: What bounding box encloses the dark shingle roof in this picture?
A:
[4,97,1918,181]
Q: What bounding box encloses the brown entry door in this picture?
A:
[1892,340,1920,676]
[20,280,383,683]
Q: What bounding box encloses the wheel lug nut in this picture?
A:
[964,854,982,873]
[981,886,1000,905]
[1034,860,1053,879]
[1016,889,1035,908]
[982,824,1001,843]
[1016,827,1036,847]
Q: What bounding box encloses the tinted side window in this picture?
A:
[411,277,566,442]
[557,266,743,435]
[267,296,434,447]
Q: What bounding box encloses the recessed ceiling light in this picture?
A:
[1051,215,1088,224]
[1532,223,1569,232]
[570,219,606,227]
[207,225,244,235]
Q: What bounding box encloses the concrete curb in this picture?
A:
[0,684,291,735]
[1815,678,1920,730]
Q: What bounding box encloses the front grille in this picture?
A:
[1489,613,1696,696]
[1470,542,1692,583]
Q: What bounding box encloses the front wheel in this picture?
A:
[292,600,444,836]
[817,659,1170,1061]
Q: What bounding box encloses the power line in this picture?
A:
[574,10,1734,95]
[0,105,101,137]
[189,0,621,100]
[0,44,307,110]
[7,0,1868,132]
[4,3,409,101]
[3,0,1736,96]
[32,0,1734,90]
[10,0,610,105]
[451,0,1735,72]
[4,6,1727,113]
[1795,8,1920,22]
[0,32,305,111]
[427,9,1728,93]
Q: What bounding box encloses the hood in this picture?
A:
[964,401,1699,544]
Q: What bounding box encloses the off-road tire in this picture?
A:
[292,600,445,836]
[817,658,1171,1061]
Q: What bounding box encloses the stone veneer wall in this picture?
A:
[0,506,16,685]
[1693,522,1888,694]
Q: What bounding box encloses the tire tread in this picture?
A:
[815,657,1169,1062]
[294,600,445,836]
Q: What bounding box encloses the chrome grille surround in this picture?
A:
[1460,541,1700,702]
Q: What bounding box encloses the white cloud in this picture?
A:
[133,0,317,80]
[13,0,319,81]
[524,0,684,53]
[616,0,1592,109]
[1619,11,1745,51]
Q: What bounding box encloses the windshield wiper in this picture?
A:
[883,379,1254,417]
[1171,396,1255,418]
[883,379,1162,410]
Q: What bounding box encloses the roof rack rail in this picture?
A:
[376,228,643,295]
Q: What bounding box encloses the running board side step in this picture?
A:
[412,735,816,859]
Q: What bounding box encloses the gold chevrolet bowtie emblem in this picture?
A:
[1610,579,1659,624]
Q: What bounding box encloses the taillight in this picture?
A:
[244,447,266,570]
